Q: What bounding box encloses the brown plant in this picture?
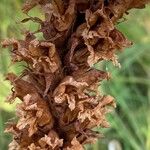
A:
[2,0,150,149]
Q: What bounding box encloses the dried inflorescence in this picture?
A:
[2,0,150,149]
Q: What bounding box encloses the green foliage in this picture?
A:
[0,1,150,150]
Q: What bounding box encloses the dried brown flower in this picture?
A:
[2,0,150,149]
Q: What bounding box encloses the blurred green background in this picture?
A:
[0,1,150,150]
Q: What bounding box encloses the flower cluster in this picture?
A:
[2,0,150,149]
